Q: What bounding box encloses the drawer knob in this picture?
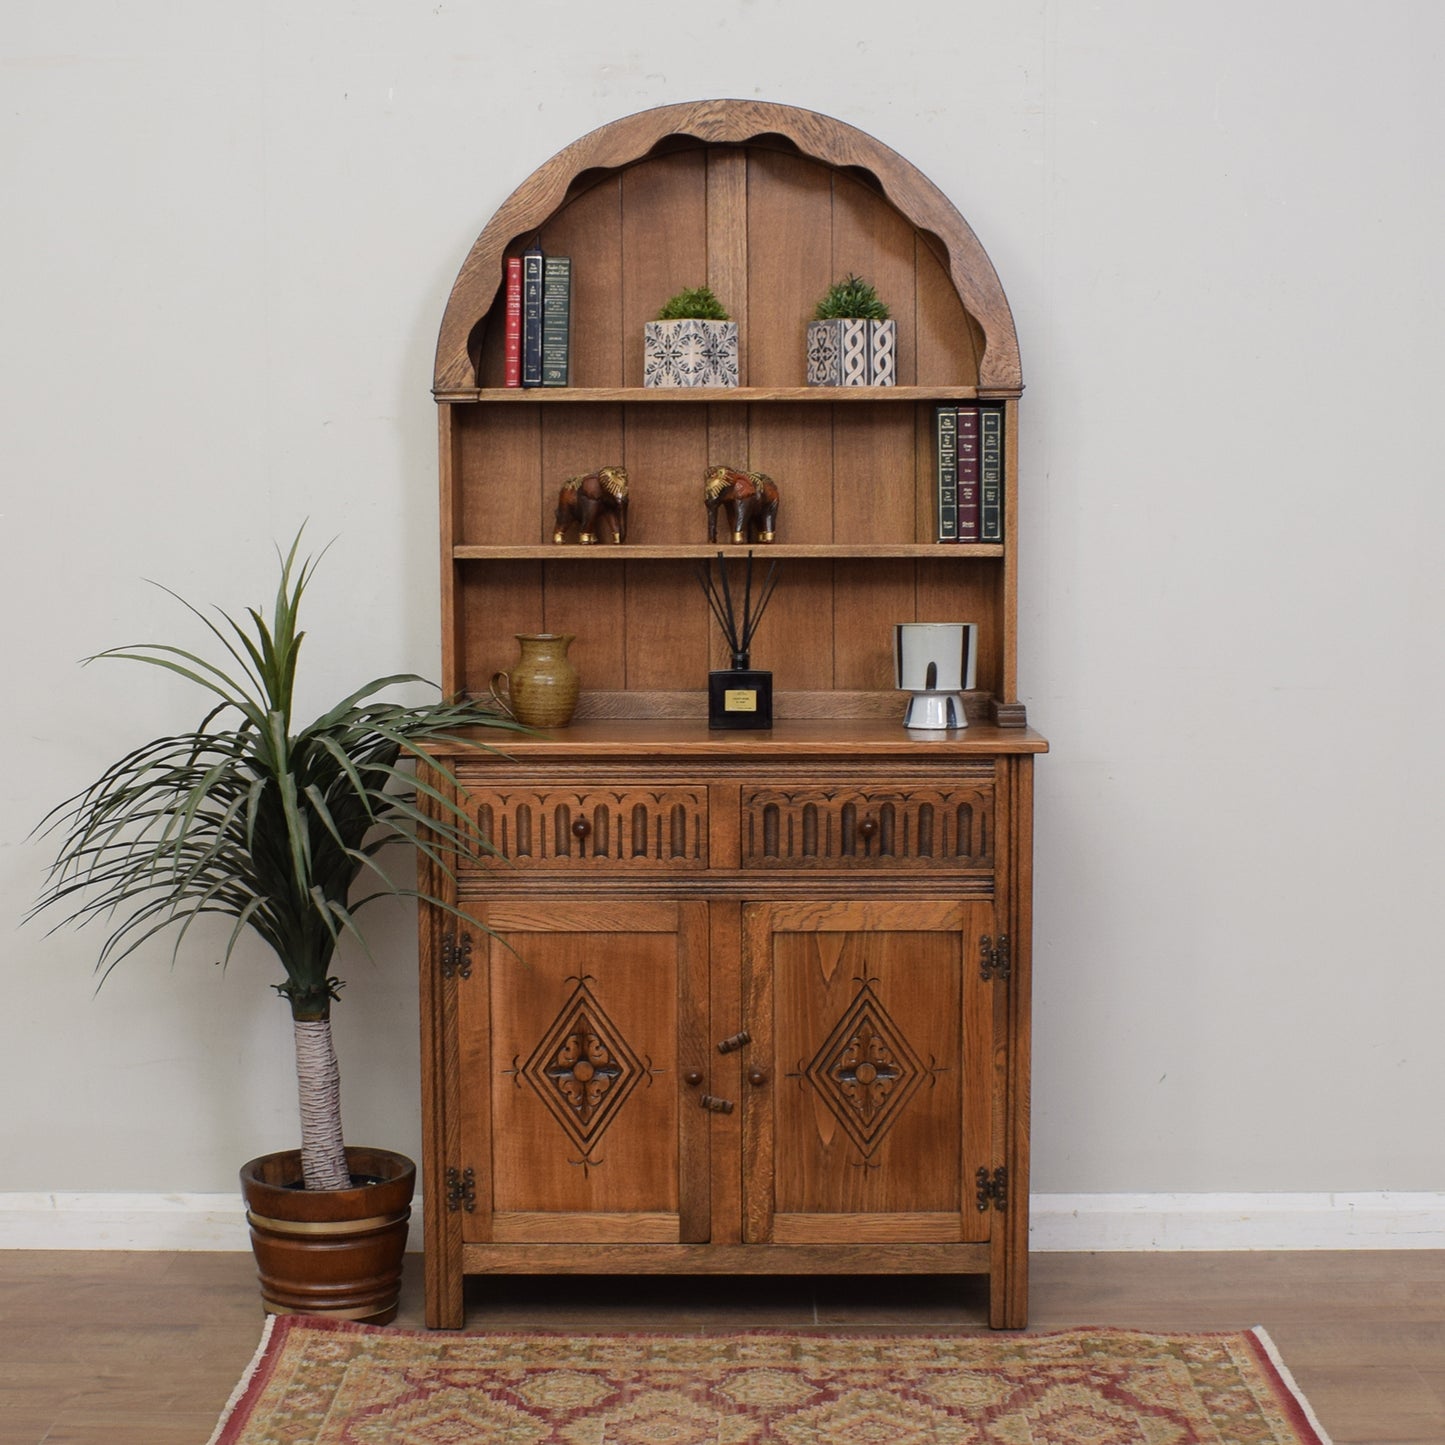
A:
[700,1095,735,1114]
[684,1070,704,1088]
[747,1067,768,1088]
[717,1030,752,1054]
[858,815,878,841]
[571,817,591,840]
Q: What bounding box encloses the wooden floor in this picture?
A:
[1,1250,1441,1443]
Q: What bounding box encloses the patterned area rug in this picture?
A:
[208,1317,1332,1444]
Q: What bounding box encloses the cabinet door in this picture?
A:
[459,899,709,1244]
[740,898,995,1245]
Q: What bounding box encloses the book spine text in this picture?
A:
[935,406,958,542]
[521,245,544,387]
[957,404,981,543]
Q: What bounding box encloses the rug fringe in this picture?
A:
[205,1312,278,1445]
[1251,1325,1335,1445]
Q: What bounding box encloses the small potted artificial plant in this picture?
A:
[31,532,517,1323]
[807,273,896,386]
[644,284,739,388]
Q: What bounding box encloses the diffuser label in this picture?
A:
[724,689,758,712]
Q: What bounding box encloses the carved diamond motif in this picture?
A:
[806,982,924,1157]
[523,981,643,1150]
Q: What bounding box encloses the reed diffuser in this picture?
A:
[695,551,780,730]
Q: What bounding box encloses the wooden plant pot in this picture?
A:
[240,1146,415,1324]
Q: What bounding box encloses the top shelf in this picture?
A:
[435,385,1020,405]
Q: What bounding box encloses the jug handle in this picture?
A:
[488,672,516,720]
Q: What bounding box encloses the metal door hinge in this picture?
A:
[976,1165,1008,1212]
[979,934,1011,983]
[445,1165,476,1213]
[441,932,473,980]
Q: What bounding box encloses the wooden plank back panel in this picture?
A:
[624,404,708,544]
[456,406,540,545]
[746,404,835,545]
[707,148,749,385]
[624,560,710,693]
[831,561,918,692]
[622,150,709,387]
[458,559,544,696]
[914,402,939,545]
[831,404,916,545]
[746,149,834,388]
[830,171,921,385]
[756,558,834,693]
[916,557,1004,702]
[542,175,625,389]
[543,564,627,693]
[915,235,980,387]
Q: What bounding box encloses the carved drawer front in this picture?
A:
[741,781,994,871]
[463,782,708,871]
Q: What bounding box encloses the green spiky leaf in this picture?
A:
[30,528,524,1021]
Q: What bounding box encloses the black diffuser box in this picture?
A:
[708,669,773,730]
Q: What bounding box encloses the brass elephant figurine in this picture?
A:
[553,466,629,544]
[703,466,780,544]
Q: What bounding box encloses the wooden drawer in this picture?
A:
[460,779,708,871]
[740,779,994,871]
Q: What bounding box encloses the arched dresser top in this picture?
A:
[434,98,1021,393]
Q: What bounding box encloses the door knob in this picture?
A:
[684,1070,704,1088]
[746,1067,768,1088]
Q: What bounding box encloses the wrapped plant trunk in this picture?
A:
[294,1015,349,1191]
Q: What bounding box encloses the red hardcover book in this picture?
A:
[956,404,981,542]
[503,256,523,387]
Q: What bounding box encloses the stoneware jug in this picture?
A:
[489,633,580,728]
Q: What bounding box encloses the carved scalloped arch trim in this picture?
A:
[434,98,1021,393]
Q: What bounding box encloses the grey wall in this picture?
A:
[3,0,1441,1200]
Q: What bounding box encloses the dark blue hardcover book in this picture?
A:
[521,242,544,387]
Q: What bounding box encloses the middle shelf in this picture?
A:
[453,543,1006,561]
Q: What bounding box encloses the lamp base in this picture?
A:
[900,691,968,730]
[709,669,773,730]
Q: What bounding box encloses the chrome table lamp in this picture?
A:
[894,622,977,729]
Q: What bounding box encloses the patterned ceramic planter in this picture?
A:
[806,318,897,386]
[643,318,739,387]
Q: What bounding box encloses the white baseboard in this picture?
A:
[0,1193,255,1250]
[1030,1192,1445,1251]
[1,1191,1442,1252]
[0,1192,427,1252]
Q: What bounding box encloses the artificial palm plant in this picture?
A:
[32,533,515,1192]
